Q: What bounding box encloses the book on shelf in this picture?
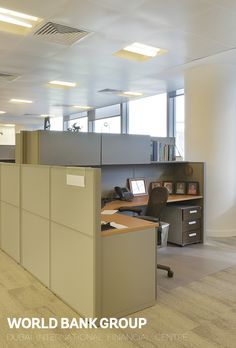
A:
[151,141,176,162]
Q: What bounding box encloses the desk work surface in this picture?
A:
[101,194,203,236]
[104,194,203,210]
[101,213,158,237]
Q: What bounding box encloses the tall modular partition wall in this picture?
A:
[0,163,101,317]
[0,163,157,318]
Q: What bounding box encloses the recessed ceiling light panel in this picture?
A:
[0,7,38,21]
[0,14,32,28]
[73,105,92,110]
[123,91,143,97]
[0,111,6,114]
[48,80,77,88]
[0,7,42,35]
[114,42,167,62]
[10,98,33,104]
[124,43,161,57]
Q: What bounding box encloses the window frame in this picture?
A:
[168,89,185,158]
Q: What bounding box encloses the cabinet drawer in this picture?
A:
[183,229,201,245]
[182,206,201,221]
[183,219,201,232]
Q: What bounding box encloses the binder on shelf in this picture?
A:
[151,137,176,162]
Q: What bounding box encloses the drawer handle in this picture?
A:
[190,210,197,214]
[188,221,197,225]
[189,233,197,237]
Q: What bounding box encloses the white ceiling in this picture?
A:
[1,0,236,124]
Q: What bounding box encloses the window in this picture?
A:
[94,116,121,133]
[67,117,88,132]
[128,93,167,136]
[168,89,185,159]
[50,116,63,131]
[93,104,121,133]
[175,94,185,158]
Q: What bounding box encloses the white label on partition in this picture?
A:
[66,174,85,187]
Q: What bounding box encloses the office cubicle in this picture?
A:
[101,161,205,244]
[16,130,163,165]
[0,163,157,318]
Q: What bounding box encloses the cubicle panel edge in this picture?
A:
[25,131,39,165]
[101,228,156,317]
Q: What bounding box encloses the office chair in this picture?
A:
[118,186,174,278]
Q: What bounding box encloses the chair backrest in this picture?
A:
[145,186,169,218]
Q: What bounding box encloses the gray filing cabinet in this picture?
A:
[162,204,202,246]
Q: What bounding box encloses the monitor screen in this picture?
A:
[129,178,147,196]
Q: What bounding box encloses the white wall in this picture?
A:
[0,123,43,146]
[0,126,15,145]
[185,64,236,237]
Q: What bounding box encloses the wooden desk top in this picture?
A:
[104,194,203,210]
[101,194,203,237]
[101,213,157,237]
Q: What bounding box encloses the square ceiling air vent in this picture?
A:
[23,113,40,116]
[33,22,91,46]
[98,89,123,94]
[0,72,20,82]
[53,104,74,107]
[98,88,143,98]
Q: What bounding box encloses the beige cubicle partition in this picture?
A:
[0,163,101,318]
[0,164,20,262]
[0,163,157,318]
[102,228,156,317]
[50,166,101,317]
[21,165,50,287]
[15,131,39,165]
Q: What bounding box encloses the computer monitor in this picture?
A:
[128,178,147,196]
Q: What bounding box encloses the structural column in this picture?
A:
[185,64,236,237]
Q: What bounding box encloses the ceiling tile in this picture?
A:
[88,0,147,13]
[177,4,236,47]
[135,0,214,27]
[0,0,70,18]
[51,0,121,32]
